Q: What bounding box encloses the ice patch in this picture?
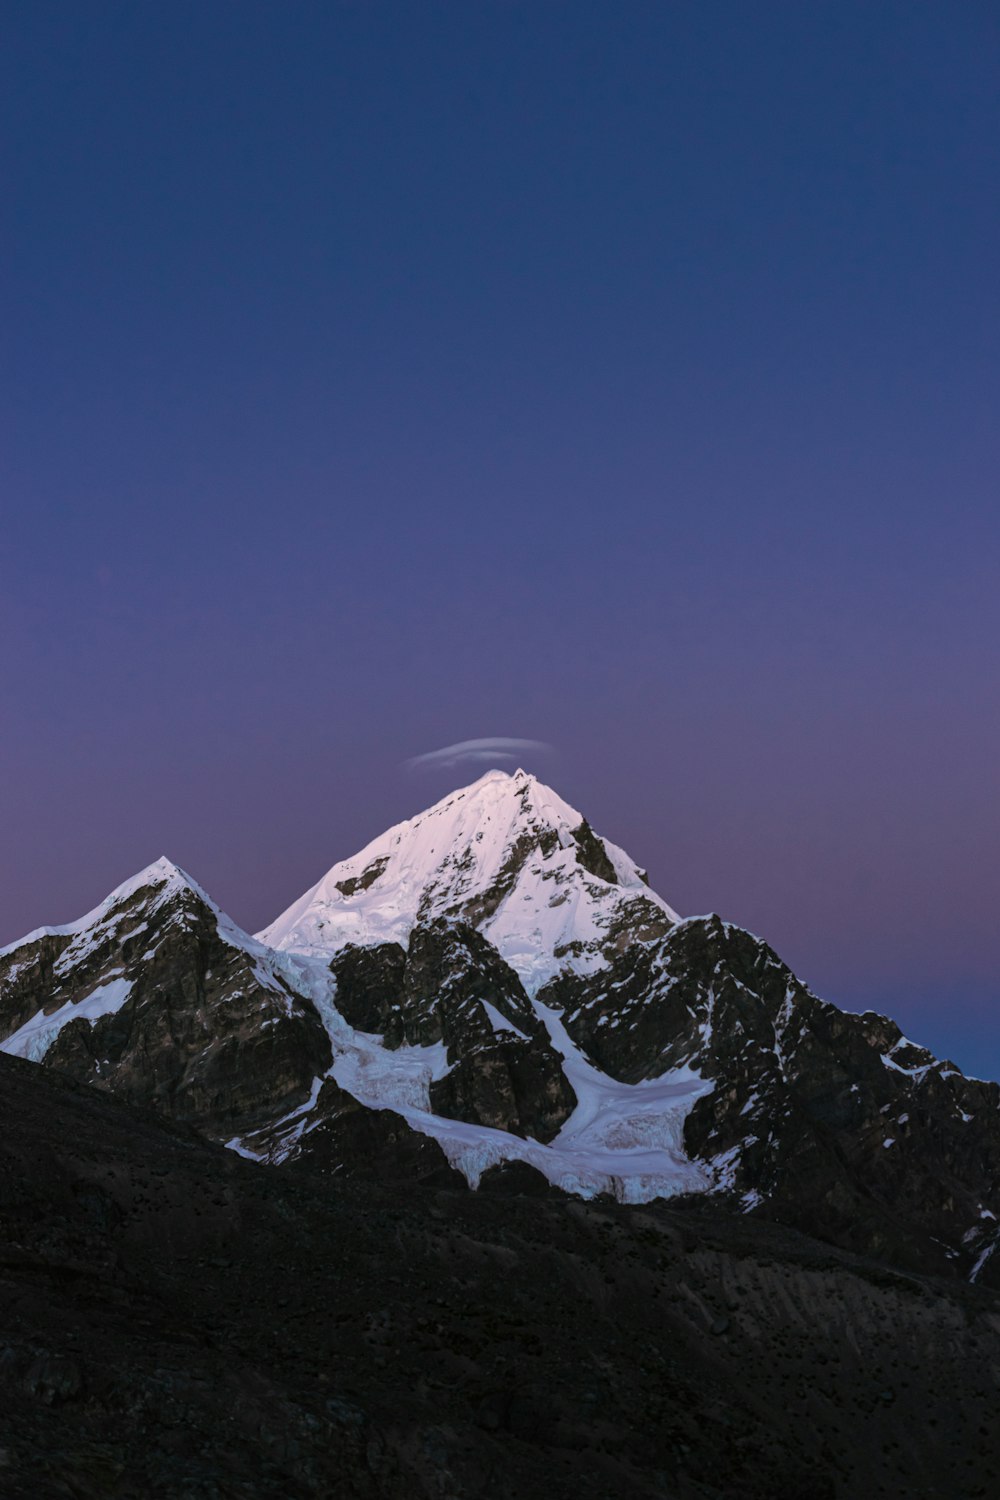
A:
[881,1048,933,1080]
[480,999,530,1041]
[403,1001,714,1202]
[254,1076,327,1162]
[331,1036,453,1115]
[970,1228,1000,1284]
[225,1136,267,1162]
[0,977,134,1063]
[237,954,714,1204]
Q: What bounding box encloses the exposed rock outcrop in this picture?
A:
[541,915,1000,1280]
[0,861,331,1141]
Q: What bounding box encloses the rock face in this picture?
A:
[3,771,1000,1289]
[542,915,1000,1280]
[331,920,577,1141]
[0,859,331,1142]
[278,1077,470,1189]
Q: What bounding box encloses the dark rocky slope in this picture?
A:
[0,862,331,1142]
[542,915,1000,1282]
[2,1051,1000,1498]
[331,919,577,1140]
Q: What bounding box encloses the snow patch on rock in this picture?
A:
[0,977,134,1062]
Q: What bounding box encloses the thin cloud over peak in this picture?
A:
[404,738,554,774]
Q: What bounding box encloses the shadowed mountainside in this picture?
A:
[1,1051,999,1500]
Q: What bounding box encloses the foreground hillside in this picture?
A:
[0,1050,998,1500]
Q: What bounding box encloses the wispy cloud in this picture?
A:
[404,737,554,774]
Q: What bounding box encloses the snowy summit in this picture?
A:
[259,768,680,993]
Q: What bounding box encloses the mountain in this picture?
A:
[3,769,999,1286]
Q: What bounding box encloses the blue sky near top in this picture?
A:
[1,2,998,1071]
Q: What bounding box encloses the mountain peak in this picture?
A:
[131,854,194,887]
[439,764,533,795]
[97,855,215,917]
[258,772,679,992]
[0,855,205,959]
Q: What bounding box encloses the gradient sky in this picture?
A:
[2,3,998,1074]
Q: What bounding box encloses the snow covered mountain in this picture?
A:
[3,768,1000,1284]
[259,768,679,992]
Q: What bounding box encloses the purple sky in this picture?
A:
[2,3,998,1074]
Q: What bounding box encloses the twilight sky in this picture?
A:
[2,3,998,1074]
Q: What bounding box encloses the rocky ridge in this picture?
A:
[0,859,331,1139]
